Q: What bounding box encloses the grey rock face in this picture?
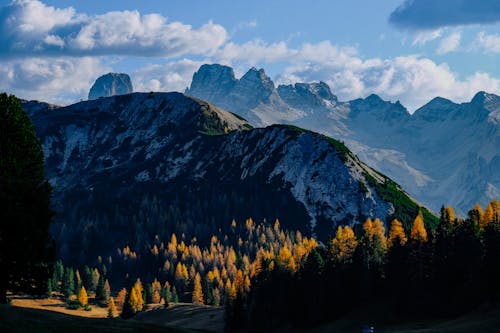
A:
[187,64,500,215]
[88,73,133,100]
[24,92,424,263]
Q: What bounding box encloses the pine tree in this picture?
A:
[172,286,179,303]
[192,273,204,304]
[0,93,54,303]
[78,286,88,307]
[62,267,75,298]
[96,274,106,301]
[103,279,111,303]
[46,279,53,298]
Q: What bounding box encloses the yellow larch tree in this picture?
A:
[410,211,428,242]
[129,280,144,313]
[151,279,162,303]
[78,285,88,307]
[388,219,407,247]
[107,297,117,318]
[192,273,204,305]
[329,225,358,264]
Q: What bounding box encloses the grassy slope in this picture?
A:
[0,304,197,333]
[133,303,224,333]
[302,303,500,333]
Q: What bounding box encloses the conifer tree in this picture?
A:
[410,212,428,243]
[192,273,204,304]
[151,279,162,303]
[78,286,88,307]
[115,288,127,309]
[62,267,75,298]
[0,93,54,303]
[329,225,358,265]
[107,297,117,318]
[388,219,407,248]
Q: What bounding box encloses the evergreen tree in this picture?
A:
[62,267,75,298]
[0,93,54,303]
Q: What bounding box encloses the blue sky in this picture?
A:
[0,0,499,111]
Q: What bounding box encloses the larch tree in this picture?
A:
[410,212,428,243]
[0,93,54,303]
[388,219,407,248]
[329,225,358,265]
[107,297,117,318]
[78,286,88,307]
[192,272,204,304]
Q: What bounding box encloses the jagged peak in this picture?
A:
[471,91,499,106]
[240,67,275,90]
[195,63,236,78]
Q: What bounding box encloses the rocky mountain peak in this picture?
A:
[185,64,237,102]
[88,73,133,100]
[349,94,409,120]
[277,81,338,113]
[240,67,275,92]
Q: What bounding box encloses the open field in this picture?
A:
[9,295,108,318]
[133,303,224,333]
[4,296,500,333]
[0,303,198,333]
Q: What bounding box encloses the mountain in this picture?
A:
[88,73,133,100]
[22,92,431,264]
[186,64,500,215]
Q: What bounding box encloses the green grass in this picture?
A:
[0,305,198,333]
[363,171,438,229]
[277,124,353,162]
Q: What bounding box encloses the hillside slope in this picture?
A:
[186,64,500,215]
[24,92,432,264]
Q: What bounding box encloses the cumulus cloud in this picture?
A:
[0,0,227,57]
[389,0,500,30]
[133,59,206,93]
[437,32,461,54]
[0,57,109,104]
[213,39,500,111]
[475,31,500,53]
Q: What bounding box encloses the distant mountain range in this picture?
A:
[186,64,500,215]
[22,92,431,264]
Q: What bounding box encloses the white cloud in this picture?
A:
[412,29,443,46]
[133,59,206,93]
[213,39,500,112]
[1,1,499,112]
[0,0,228,57]
[475,31,500,53]
[0,57,108,104]
[437,32,461,54]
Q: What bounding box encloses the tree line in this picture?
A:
[225,200,500,331]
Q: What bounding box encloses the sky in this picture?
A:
[0,0,499,112]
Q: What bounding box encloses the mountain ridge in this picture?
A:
[22,92,433,264]
[186,64,500,215]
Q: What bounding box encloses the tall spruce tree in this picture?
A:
[0,93,54,303]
